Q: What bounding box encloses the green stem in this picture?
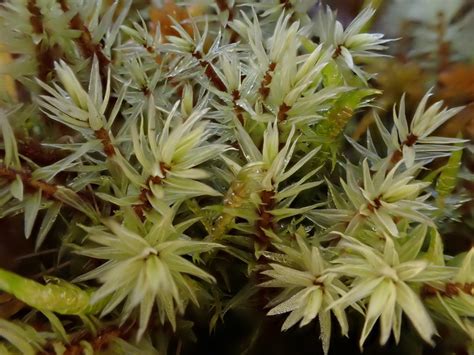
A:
[0,268,99,315]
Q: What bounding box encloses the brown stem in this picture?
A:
[277,102,291,122]
[59,0,110,74]
[0,165,58,198]
[132,163,170,219]
[389,133,418,164]
[192,51,227,92]
[259,62,277,100]
[332,45,342,59]
[27,0,60,81]
[255,190,276,249]
[231,89,244,124]
[44,321,136,355]
[280,0,292,10]
[0,164,94,208]
[421,282,474,299]
[94,128,116,158]
[366,195,382,213]
[18,139,67,166]
[215,0,239,42]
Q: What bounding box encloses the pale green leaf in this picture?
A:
[24,190,42,239]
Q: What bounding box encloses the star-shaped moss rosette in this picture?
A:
[75,206,222,338]
[261,230,351,355]
[328,235,455,349]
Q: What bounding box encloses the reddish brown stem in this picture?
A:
[259,62,277,100]
[280,0,292,10]
[59,0,110,73]
[231,89,244,124]
[390,133,418,164]
[94,128,116,158]
[192,51,227,92]
[367,195,382,213]
[0,165,58,198]
[44,321,136,354]
[255,190,276,248]
[215,0,239,42]
[18,139,67,166]
[27,0,60,81]
[421,282,474,299]
[332,45,342,59]
[132,163,170,219]
[277,102,291,122]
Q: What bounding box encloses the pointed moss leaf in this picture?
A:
[24,190,42,239]
[10,175,23,201]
